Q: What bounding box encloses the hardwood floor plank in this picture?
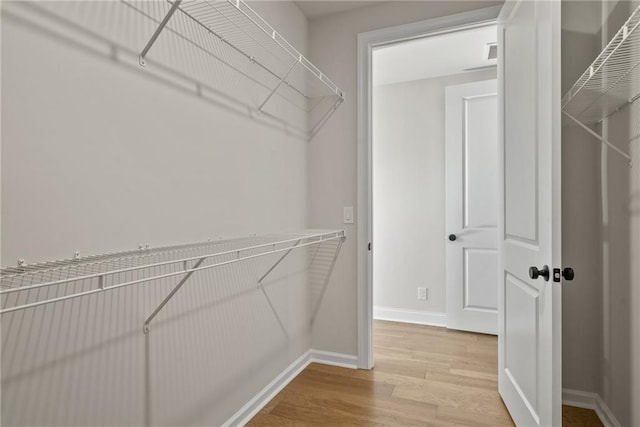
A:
[282,371,439,421]
[268,401,375,425]
[449,366,498,381]
[391,381,506,416]
[562,405,603,426]
[249,412,306,426]
[436,403,514,426]
[370,358,428,379]
[271,391,435,426]
[424,369,498,390]
[296,368,395,396]
[248,321,600,426]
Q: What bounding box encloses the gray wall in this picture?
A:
[307,0,503,356]
[599,3,640,425]
[561,0,603,396]
[372,70,496,314]
[4,0,638,424]
[0,1,330,425]
[308,2,640,424]
[562,1,640,425]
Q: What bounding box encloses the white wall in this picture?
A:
[307,0,503,356]
[372,70,496,314]
[0,1,328,425]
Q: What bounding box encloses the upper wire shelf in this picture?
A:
[562,6,640,124]
[139,0,344,138]
[561,6,639,166]
[0,230,345,316]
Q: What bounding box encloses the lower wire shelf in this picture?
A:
[0,230,345,318]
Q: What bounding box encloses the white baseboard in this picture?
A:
[223,350,311,426]
[563,388,621,427]
[310,349,358,369]
[223,349,358,426]
[374,306,447,327]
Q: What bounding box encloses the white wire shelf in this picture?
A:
[0,230,345,319]
[562,6,640,124]
[138,0,344,137]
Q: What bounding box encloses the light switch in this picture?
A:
[343,206,354,224]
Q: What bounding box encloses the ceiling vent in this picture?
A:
[486,42,498,60]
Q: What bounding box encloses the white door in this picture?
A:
[445,79,499,335]
[498,0,562,426]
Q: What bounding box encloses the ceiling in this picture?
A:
[294,1,381,19]
[373,25,498,86]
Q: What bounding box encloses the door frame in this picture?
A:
[356,5,503,369]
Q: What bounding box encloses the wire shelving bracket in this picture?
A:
[138,0,344,138]
[561,5,640,166]
[0,230,346,328]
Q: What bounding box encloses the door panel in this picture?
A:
[504,1,538,243]
[465,95,499,229]
[498,0,562,425]
[464,248,499,310]
[445,79,498,335]
[504,273,539,410]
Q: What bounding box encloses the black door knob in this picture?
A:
[562,267,575,281]
[529,265,550,281]
[448,234,457,241]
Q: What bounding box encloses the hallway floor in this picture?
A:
[249,320,602,426]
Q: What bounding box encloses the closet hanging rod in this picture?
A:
[563,111,632,166]
[0,230,345,314]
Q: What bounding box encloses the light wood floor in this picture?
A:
[249,320,601,426]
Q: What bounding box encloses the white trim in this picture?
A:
[223,349,358,425]
[356,4,503,371]
[374,306,447,327]
[562,388,597,410]
[562,389,621,427]
[223,350,311,426]
[310,349,358,369]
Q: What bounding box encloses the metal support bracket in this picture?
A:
[310,236,345,325]
[310,97,344,139]
[253,239,302,337]
[143,256,206,334]
[139,0,183,66]
[563,111,632,166]
[257,240,301,286]
[258,61,298,112]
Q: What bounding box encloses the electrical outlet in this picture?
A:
[418,287,428,301]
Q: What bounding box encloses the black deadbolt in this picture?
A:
[448,234,457,241]
[554,267,575,282]
[529,265,550,281]
[562,267,575,281]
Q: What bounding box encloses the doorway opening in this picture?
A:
[371,24,499,336]
[366,23,505,419]
[356,6,503,370]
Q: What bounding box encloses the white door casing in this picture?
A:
[356,5,504,370]
[445,79,499,335]
[498,1,562,426]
